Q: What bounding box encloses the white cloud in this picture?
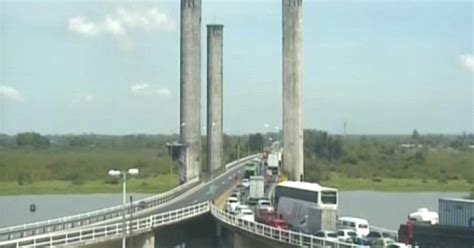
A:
[0,85,24,103]
[70,95,94,106]
[458,54,474,72]
[130,83,170,98]
[68,17,100,37]
[84,95,94,103]
[116,7,175,32]
[67,7,175,38]
[155,88,171,97]
[103,16,127,36]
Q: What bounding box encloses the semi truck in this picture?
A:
[249,176,264,199]
[267,153,279,175]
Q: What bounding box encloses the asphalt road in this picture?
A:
[154,161,247,212]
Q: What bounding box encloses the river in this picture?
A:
[0,191,467,230]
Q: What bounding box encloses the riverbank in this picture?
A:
[321,173,472,192]
[0,174,179,195]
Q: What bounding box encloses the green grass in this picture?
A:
[321,173,472,192]
[0,174,179,195]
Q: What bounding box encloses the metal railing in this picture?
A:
[210,204,361,248]
[0,155,257,242]
[0,202,210,248]
[0,177,200,241]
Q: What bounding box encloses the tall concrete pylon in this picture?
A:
[180,0,201,183]
[282,0,304,181]
[206,25,224,174]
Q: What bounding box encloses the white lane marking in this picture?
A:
[222,181,226,184]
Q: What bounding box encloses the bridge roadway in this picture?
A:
[0,155,378,248]
[0,155,257,244]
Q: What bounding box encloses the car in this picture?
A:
[270,218,289,230]
[234,204,250,215]
[256,199,274,212]
[365,231,395,245]
[314,230,339,242]
[237,208,255,222]
[225,197,240,214]
[230,190,241,201]
[247,197,259,207]
[386,243,410,248]
[241,178,250,188]
[337,216,370,237]
[337,229,357,243]
[372,237,396,248]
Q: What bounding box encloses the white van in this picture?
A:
[337,216,370,237]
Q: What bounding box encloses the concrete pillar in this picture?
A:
[282,0,303,181]
[207,24,224,174]
[135,231,155,248]
[180,0,202,182]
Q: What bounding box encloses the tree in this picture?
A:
[248,133,264,152]
[16,132,50,148]
[412,129,420,142]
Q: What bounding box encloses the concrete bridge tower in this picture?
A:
[206,25,224,174]
[180,0,201,183]
[282,0,304,181]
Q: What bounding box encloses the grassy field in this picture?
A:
[321,173,472,192]
[0,174,179,195]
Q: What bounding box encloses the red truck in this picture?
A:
[255,209,289,230]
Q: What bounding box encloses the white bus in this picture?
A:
[274,181,338,210]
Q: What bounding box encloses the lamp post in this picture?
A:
[166,142,173,188]
[108,168,139,248]
[274,126,280,149]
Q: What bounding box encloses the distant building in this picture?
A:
[399,143,423,149]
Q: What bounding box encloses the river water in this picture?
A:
[0,191,467,230]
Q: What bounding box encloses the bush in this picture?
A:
[372,177,383,183]
[105,177,120,185]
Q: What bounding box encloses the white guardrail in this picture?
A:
[211,204,361,248]
[0,154,258,242]
[0,202,210,248]
[0,177,200,241]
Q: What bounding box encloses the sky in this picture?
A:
[0,0,472,135]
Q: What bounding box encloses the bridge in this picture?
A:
[0,0,363,247]
[0,155,363,248]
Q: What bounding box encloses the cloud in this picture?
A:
[68,17,100,37]
[84,95,94,103]
[458,54,474,72]
[67,7,175,38]
[0,85,24,103]
[130,83,170,98]
[71,95,94,106]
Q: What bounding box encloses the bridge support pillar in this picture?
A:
[282,0,304,181]
[215,220,222,237]
[180,0,202,183]
[206,24,224,174]
[134,231,155,248]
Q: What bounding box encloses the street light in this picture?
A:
[274,126,280,149]
[108,168,139,248]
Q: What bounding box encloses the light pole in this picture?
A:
[166,142,173,188]
[108,168,139,248]
[274,126,280,150]
[209,121,216,199]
